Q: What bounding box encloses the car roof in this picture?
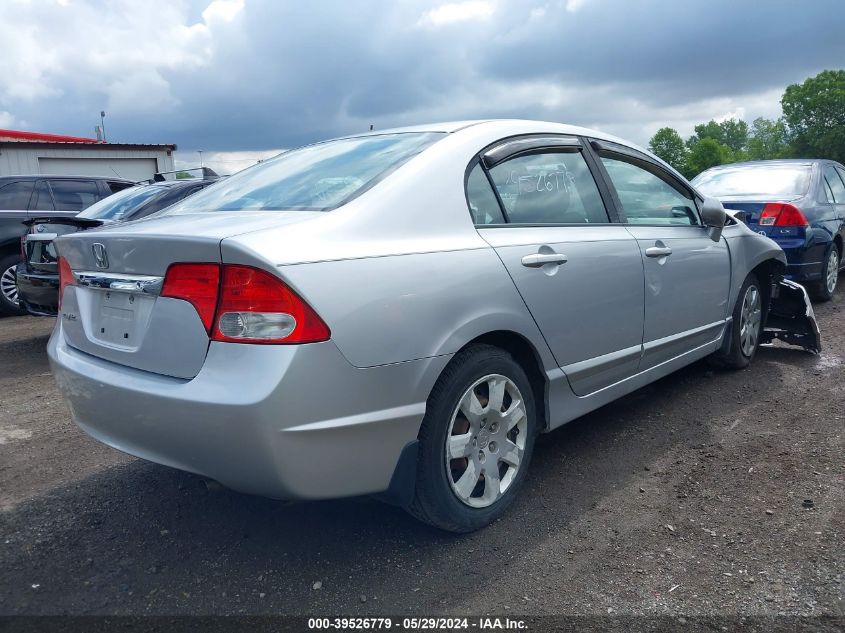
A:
[701,159,818,171]
[0,174,134,182]
[143,179,212,189]
[343,119,637,147]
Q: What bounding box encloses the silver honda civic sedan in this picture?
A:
[48,120,820,532]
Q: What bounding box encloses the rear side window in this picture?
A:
[48,179,101,211]
[823,165,845,203]
[0,180,34,210]
[30,181,55,210]
[486,151,609,224]
[167,132,444,213]
[601,157,699,225]
[466,164,505,224]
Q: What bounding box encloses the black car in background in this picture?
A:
[0,175,134,314]
[16,177,219,316]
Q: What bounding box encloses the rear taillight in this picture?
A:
[161,263,221,332]
[759,203,809,227]
[160,263,330,344]
[58,256,73,308]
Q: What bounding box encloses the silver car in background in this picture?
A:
[48,120,820,532]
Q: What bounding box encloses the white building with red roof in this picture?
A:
[0,129,176,182]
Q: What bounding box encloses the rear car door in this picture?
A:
[47,179,102,212]
[591,142,730,370]
[470,136,645,395]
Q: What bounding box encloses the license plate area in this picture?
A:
[89,289,156,350]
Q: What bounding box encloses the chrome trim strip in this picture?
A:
[73,271,164,296]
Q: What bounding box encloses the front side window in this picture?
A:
[601,157,698,225]
[486,151,608,224]
[0,180,34,210]
[48,180,101,211]
[823,165,845,203]
[167,132,444,213]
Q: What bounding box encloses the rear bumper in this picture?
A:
[774,243,823,283]
[48,322,449,500]
[16,269,59,316]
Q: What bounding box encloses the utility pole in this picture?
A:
[100,111,107,142]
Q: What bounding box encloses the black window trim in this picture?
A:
[587,138,704,227]
[464,133,618,228]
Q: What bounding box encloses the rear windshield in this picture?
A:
[692,164,812,198]
[77,185,164,221]
[165,132,444,213]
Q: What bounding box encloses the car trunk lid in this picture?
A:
[721,196,808,242]
[54,211,321,379]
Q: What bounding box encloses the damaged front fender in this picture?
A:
[762,279,821,353]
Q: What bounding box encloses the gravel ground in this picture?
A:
[0,288,842,625]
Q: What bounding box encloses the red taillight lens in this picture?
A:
[58,256,73,308]
[161,263,221,333]
[759,203,809,227]
[212,265,330,344]
[159,263,330,344]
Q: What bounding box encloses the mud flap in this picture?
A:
[761,279,821,353]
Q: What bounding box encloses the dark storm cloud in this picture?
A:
[1,0,842,152]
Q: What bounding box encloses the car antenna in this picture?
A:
[369,124,374,131]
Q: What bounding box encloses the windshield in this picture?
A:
[166,132,445,213]
[692,164,812,198]
[77,185,164,221]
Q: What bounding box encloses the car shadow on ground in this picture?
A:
[0,346,818,615]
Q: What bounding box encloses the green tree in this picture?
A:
[686,138,731,178]
[782,69,845,162]
[690,118,749,158]
[746,117,791,160]
[648,127,687,172]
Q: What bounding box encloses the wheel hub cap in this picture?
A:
[739,285,762,357]
[445,374,528,508]
[1,264,18,306]
[827,250,839,294]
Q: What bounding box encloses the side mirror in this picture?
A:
[700,197,726,242]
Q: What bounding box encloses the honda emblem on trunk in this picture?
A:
[92,243,109,269]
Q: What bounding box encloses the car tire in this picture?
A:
[408,344,538,533]
[712,274,764,369]
[0,254,25,316]
[810,244,840,303]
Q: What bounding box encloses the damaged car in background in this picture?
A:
[16,171,220,316]
[47,120,820,533]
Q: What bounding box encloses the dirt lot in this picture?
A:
[0,289,842,624]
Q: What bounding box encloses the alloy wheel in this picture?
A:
[0,264,18,307]
[739,284,762,357]
[445,374,528,508]
[826,249,839,295]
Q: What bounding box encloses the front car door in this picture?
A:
[468,136,645,396]
[589,142,731,370]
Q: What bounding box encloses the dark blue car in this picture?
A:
[693,159,845,301]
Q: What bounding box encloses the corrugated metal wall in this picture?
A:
[0,145,175,179]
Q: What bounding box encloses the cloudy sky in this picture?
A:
[1,0,842,172]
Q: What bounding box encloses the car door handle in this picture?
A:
[521,253,568,268]
[645,246,672,258]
